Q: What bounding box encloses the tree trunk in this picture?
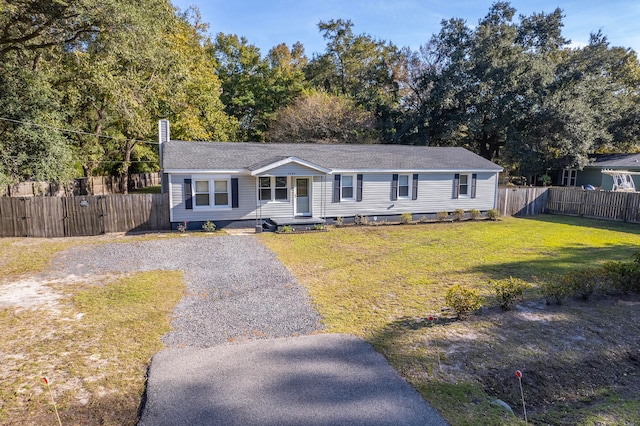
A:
[122,138,135,194]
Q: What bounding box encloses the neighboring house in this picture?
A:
[159,120,503,230]
[561,153,640,190]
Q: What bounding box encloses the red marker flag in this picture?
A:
[428,316,434,322]
[43,377,49,385]
[516,370,522,378]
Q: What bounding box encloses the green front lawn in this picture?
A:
[262,215,640,425]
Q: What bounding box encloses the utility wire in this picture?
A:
[0,116,160,145]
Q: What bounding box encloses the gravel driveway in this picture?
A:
[53,235,323,346]
[52,233,447,425]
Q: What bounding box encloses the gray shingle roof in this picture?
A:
[162,140,502,172]
[589,153,640,169]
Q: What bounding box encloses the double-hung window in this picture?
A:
[274,177,288,201]
[341,175,354,200]
[398,174,410,198]
[193,177,230,208]
[259,177,272,201]
[562,169,577,186]
[458,174,469,197]
[195,180,210,206]
[259,176,288,201]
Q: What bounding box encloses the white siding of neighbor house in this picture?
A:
[170,171,498,223]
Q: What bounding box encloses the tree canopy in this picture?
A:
[1,1,638,185]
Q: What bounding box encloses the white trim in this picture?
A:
[457,173,471,198]
[250,157,331,175]
[168,174,174,222]
[331,168,503,174]
[192,175,232,210]
[397,174,411,199]
[165,169,245,174]
[258,176,290,203]
[340,174,356,201]
[294,177,312,216]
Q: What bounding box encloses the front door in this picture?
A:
[295,178,311,216]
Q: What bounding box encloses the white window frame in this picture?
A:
[258,176,289,203]
[341,175,355,200]
[458,174,470,198]
[562,169,577,186]
[397,174,410,199]
[193,175,231,210]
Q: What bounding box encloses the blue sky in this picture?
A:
[170,0,640,56]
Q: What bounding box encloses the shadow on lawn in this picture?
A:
[470,242,640,281]
[519,214,640,235]
[369,294,640,424]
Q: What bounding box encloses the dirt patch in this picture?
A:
[420,294,640,423]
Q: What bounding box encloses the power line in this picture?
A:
[0,116,159,145]
[2,155,158,163]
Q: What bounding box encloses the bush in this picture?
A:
[354,213,369,226]
[453,208,465,221]
[540,279,571,305]
[492,277,529,310]
[486,209,500,220]
[281,225,294,233]
[437,211,449,221]
[335,217,344,226]
[469,209,481,220]
[445,284,483,318]
[560,267,610,300]
[400,212,413,224]
[603,260,640,294]
[202,220,216,232]
[177,221,188,233]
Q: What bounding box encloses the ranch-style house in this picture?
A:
[158,120,503,230]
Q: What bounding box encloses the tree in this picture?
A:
[305,19,404,142]
[268,90,377,144]
[211,35,307,141]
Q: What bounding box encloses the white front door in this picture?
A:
[295,178,311,216]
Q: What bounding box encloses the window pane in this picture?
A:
[259,177,271,188]
[260,188,271,200]
[195,193,209,206]
[275,176,287,188]
[399,186,409,197]
[342,187,353,198]
[399,175,409,186]
[275,188,288,200]
[342,176,353,187]
[195,181,208,192]
[214,181,227,193]
[214,193,228,205]
[459,175,469,195]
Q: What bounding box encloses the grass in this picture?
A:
[0,236,185,425]
[261,215,640,425]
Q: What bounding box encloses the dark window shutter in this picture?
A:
[231,178,239,208]
[391,174,398,201]
[471,174,477,199]
[184,178,193,210]
[356,174,363,202]
[412,174,419,200]
[333,174,341,203]
[453,174,460,199]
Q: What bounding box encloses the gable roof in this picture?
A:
[588,153,640,169]
[162,140,503,173]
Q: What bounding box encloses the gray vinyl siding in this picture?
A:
[321,172,497,217]
[170,172,499,222]
[171,174,257,222]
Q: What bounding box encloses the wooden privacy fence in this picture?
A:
[1,172,161,197]
[546,188,640,224]
[497,187,550,217]
[0,194,170,237]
